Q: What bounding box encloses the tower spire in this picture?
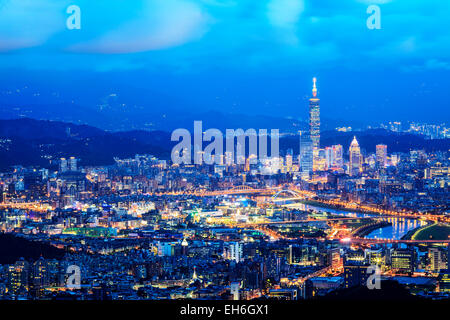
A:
[312,77,317,97]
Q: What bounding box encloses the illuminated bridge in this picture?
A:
[150,185,317,198]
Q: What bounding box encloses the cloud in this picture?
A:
[0,0,68,51]
[266,0,304,44]
[267,0,304,28]
[356,0,393,4]
[404,59,450,72]
[1,0,450,73]
[70,0,210,54]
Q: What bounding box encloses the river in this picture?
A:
[287,203,426,240]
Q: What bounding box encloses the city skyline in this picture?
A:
[0,0,449,309]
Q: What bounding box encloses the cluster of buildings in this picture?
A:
[379,121,449,139]
[0,78,448,300]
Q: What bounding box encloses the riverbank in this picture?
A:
[408,223,450,241]
[352,221,392,237]
[299,199,383,216]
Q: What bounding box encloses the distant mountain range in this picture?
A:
[0,118,448,171]
[0,87,307,132]
[0,80,349,132]
[0,118,172,170]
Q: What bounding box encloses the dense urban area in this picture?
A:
[0,83,449,300]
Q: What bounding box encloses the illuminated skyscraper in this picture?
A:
[31,257,49,297]
[68,157,78,171]
[299,132,313,178]
[59,158,68,172]
[309,77,320,149]
[324,145,343,170]
[332,144,343,169]
[285,154,293,172]
[391,248,415,274]
[376,144,387,168]
[8,258,29,295]
[349,136,362,176]
[223,242,243,263]
[325,147,333,169]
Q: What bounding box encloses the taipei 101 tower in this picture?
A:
[309,77,320,149]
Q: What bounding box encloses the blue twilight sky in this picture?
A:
[0,0,449,125]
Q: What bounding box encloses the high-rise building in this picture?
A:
[8,258,29,295]
[223,242,243,263]
[299,132,313,178]
[230,281,240,300]
[376,144,387,168]
[332,144,343,169]
[391,248,415,274]
[328,247,342,270]
[309,77,320,150]
[68,157,78,172]
[31,257,49,297]
[429,247,446,273]
[59,158,68,172]
[325,147,333,170]
[313,148,327,171]
[438,272,450,293]
[324,145,343,170]
[344,262,370,288]
[349,136,362,176]
[285,154,293,172]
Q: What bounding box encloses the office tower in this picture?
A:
[31,257,49,297]
[332,144,343,168]
[300,279,314,299]
[344,262,370,288]
[8,258,30,295]
[391,248,415,274]
[429,247,446,273]
[68,157,78,172]
[390,153,400,166]
[244,157,250,172]
[325,146,343,170]
[437,272,450,293]
[285,154,293,171]
[328,248,342,269]
[223,242,243,263]
[24,171,46,197]
[299,132,313,178]
[325,147,333,169]
[59,158,68,172]
[225,151,233,166]
[376,144,387,168]
[265,253,281,280]
[349,136,362,176]
[289,244,317,266]
[366,248,385,268]
[313,148,326,171]
[181,238,189,256]
[230,281,240,300]
[309,77,320,149]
